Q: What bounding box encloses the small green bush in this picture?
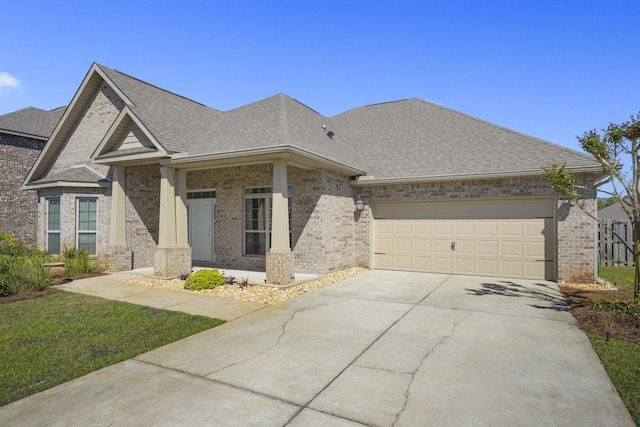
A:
[0,275,11,297]
[8,255,51,292]
[64,249,97,276]
[184,269,225,291]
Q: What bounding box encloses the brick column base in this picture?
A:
[154,246,192,278]
[266,250,294,286]
[101,245,133,272]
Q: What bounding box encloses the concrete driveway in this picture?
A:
[0,271,634,426]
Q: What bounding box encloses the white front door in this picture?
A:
[189,199,214,262]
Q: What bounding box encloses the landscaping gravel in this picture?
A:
[123,267,368,305]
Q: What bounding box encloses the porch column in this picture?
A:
[158,166,177,247]
[266,162,294,285]
[175,169,188,246]
[154,166,192,277]
[104,165,132,271]
[109,165,127,245]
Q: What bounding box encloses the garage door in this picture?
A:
[373,198,555,280]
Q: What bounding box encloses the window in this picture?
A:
[77,198,97,255]
[47,198,61,255]
[244,186,291,256]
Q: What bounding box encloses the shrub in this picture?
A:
[0,275,11,297]
[64,249,97,276]
[183,269,225,291]
[8,255,51,292]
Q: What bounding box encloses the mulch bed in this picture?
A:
[0,287,60,305]
[560,287,640,343]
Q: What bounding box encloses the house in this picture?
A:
[0,106,65,246]
[23,63,602,284]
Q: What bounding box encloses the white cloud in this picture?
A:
[0,72,21,89]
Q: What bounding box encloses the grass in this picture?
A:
[0,291,224,406]
[588,334,640,425]
[599,265,635,292]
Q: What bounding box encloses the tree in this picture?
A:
[542,112,640,300]
[597,196,619,210]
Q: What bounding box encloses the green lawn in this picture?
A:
[588,334,640,425]
[599,265,635,292]
[0,291,224,406]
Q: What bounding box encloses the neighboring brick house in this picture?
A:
[0,106,65,246]
[24,63,602,284]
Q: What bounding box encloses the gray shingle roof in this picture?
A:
[331,98,600,180]
[598,202,627,220]
[26,64,602,187]
[187,93,364,170]
[0,106,65,139]
[29,166,105,185]
[97,65,224,154]
[97,66,365,172]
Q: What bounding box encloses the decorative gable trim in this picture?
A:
[24,63,133,188]
[91,107,168,164]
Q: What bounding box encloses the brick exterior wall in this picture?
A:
[0,134,44,246]
[125,165,160,269]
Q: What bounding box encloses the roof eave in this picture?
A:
[22,180,108,190]
[351,166,604,186]
[0,129,49,140]
[168,145,367,176]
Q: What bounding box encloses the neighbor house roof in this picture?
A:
[0,106,66,140]
[331,99,602,184]
[598,202,628,220]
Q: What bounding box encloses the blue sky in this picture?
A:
[1,0,638,158]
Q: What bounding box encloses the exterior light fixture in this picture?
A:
[355,196,365,211]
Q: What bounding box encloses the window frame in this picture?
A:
[47,198,61,255]
[76,198,98,255]
[243,186,291,256]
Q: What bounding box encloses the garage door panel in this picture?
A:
[414,238,431,253]
[477,240,499,256]
[394,255,413,270]
[477,259,499,276]
[525,221,545,237]
[501,260,524,277]
[501,240,523,257]
[477,221,498,236]
[414,256,431,271]
[455,221,475,236]
[525,241,546,258]
[373,198,555,280]
[395,238,412,252]
[414,221,431,235]
[501,222,523,237]
[434,221,452,235]
[455,239,474,255]
[434,239,453,254]
[455,258,475,274]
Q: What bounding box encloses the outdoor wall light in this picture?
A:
[355,196,365,211]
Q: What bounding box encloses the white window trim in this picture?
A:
[243,186,291,256]
[46,197,61,255]
[76,197,98,254]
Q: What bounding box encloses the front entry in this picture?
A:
[188,198,215,262]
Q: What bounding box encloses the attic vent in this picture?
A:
[327,131,335,139]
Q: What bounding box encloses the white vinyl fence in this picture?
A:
[599,219,635,266]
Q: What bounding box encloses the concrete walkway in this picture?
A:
[0,271,634,426]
